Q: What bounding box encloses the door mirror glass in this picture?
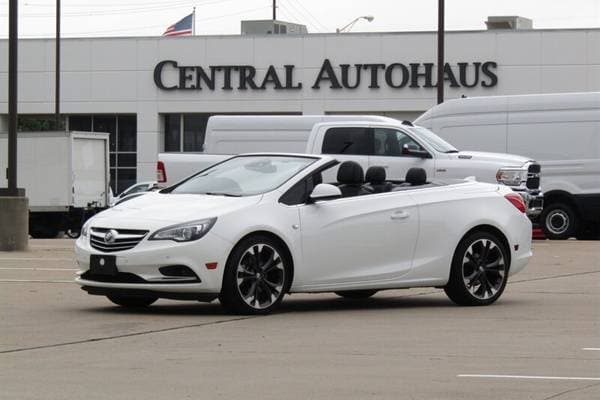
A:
[402,143,431,158]
[309,183,342,202]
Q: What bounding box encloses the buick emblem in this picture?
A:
[104,229,119,244]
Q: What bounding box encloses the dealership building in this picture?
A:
[1,17,599,192]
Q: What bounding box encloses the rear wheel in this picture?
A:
[540,202,578,240]
[444,231,509,306]
[335,290,378,299]
[107,294,158,308]
[219,235,291,315]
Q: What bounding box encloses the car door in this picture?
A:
[368,128,435,182]
[295,191,419,290]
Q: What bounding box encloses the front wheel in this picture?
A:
[540,203,578,240]
[444,232,509,306]
[219,235,291,315]
[335,290,378,299]
[107,294,158,308]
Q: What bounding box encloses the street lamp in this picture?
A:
[336,16,374,33]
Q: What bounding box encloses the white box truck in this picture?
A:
[0,131,110,238]
[415,92,600,239]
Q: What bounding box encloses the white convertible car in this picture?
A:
[75,154,532,314]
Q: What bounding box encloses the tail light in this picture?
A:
[505,193,526,214]
[157,161,167,183]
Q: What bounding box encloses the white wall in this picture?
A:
[1,28,599,180]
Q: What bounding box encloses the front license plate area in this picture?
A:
[89,255,117,276]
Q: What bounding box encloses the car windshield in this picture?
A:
[410,127,458,153]
[171,155,317,196]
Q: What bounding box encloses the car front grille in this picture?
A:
[90,227,148,253]
[526,163,541,190]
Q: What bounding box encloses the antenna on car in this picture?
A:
[401,120,414,126]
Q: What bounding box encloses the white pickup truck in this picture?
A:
[157,115,543,217]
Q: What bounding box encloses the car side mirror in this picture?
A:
[309,183,342,202]
[403,143,432,158]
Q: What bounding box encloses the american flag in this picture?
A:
[163,13,194,37]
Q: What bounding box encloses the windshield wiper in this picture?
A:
[203,192,242,197]
[445,150,459,153]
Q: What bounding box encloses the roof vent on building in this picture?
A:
[485,16,533,30]
[241,20,308,35]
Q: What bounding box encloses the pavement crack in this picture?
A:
[541,381,600,400]
[0,316,256,355]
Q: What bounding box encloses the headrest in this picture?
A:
[405,168,427,185]
[337,161,364,185]
[365,166,386,184]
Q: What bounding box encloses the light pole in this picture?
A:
[336,16,374,33]
[437,0,445,104]
[0,0,29,251]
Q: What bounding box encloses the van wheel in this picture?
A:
[540,203,578,240]
[219,235,291,315]
[444,231,509,306]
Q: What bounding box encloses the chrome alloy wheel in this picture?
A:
[236,244,285,310]
[545,209,570,235]
[462,239,506,300]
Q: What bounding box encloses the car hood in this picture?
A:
[89,192,261,230]
[450,151,533,166]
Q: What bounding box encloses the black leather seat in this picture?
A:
[337,161,372,197]
[405,167,427,186]
[364,166,393,193]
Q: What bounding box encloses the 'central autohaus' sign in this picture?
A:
[153,59,498,91]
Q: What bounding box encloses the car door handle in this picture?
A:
[390,210,410,220]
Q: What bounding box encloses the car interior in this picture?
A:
[332,160,433,198]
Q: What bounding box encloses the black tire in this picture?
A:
[335,290,378,299]
[107,294,158,308]
[444,231,509,306]
[66,229,81,239]
[540,202,578,240]
[219,235,292,315]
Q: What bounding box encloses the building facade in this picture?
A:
[1,27,599,192]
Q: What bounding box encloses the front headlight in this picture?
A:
[149,218,217,242]
[496,167,527,186]
[81,222,90,238]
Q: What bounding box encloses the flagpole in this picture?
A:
[192,7,196,35]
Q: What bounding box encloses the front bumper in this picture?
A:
[517,190,544,218]
[74,232,232,296]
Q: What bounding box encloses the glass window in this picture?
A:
[118,153,136,167]
[164,114,181,152]
[183,114,208,152]
[373,128,423,156]
[322,127,371,155]
[110,168,116,194]
[117,169,137,195]
[93,116,117,152]
[118,115,136,152]
[172,156,316,197]
[69,115,92,131]
[409,127,458,153]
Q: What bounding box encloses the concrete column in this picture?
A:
[0,196,28,251]
[136,106,160,182]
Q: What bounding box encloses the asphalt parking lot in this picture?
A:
[0,239,599,400]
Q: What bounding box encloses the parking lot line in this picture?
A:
[0,267,77,271]
[458,374,600,382]
[583,348,600,351]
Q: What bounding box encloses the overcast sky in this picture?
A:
[0,0,599,38]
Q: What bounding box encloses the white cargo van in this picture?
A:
[415,92,600,239]
[0,131,110,238]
